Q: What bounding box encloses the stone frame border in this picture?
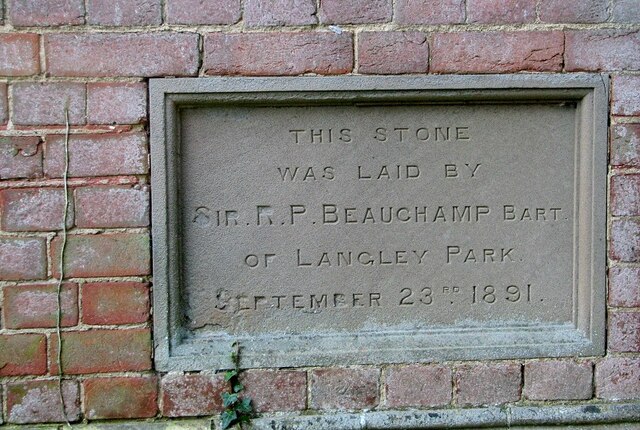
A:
[150,75,608,372]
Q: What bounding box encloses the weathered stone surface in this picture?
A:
[242,370,307,412]
[319,0,391,24]
[75,186,150,228]
[84,376,158,419]
[0,83,6,124]
[310,368,379,410]
[6,380,80,424]
[86,0,162,26]
[596,358,640,400]
[610,219,640,262]
[0,34,40,75]
[385,365,452,407]
[12,82,86,125]
[3,283,78,329]
[51,233,151,278]
[51,329,152,374]
[612,76,640,116]
[45,33,199,77]
[0,237,47,280]
[608,312,640,352]
[204,32,353,76]
[395,0,465,24]
[609,267,640,307]
[467,0,536,23]
[611,124,640,168]
[45,133,148,178]
[81,282,150,325]
[358,32,428,74]
[151,76,607,370]
[431,31,564,73]
[612,0,640,22]
[0,137,43,179]
[166,0,240,24]
[245,0,317,26]
[8,0,85,26]
[611,175,640,216]
[87,82,147,124]
[566,30,640,71]
[0,334,47,376]
[161,373,225,417]
[455,363,521,406]
[539,0,608,23]
[524,360,593,400]
[0,188,73,231]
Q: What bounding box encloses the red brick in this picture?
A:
[385,365,451,408]
[596,357,640,400]
[51,329,152,374]
[611,175,640,216]
[310,368,379,410]
[204,32,353,76]
[0,334,47,376]
[610,219,640,262]
[12,82,86,126]
[566,30,640,72]
[241,370,307,412]
[609,311,640,352]
[87,82,147,124]
[84,376,158,419]
[8,0,84,26]
[612,76,640,116]
[0,237,47,280]
[166,0,240,24]
[45,33,199,77]
[455,363,521,406]
[539,0,608,23]
[5,380,80,424]
[319,0,391,24]
[467,0,536,23]
[44,132,148,178]
[87,0,162,26]
[161,373,226,417]
[245,0,317,26]
[0,136,43,180]
[3,283,78,329]
[0,34,40,76]
[609,267,640,307]
[395,0,465,24]
[432,31,564,74]
[0,188,72,231]
[612,124,640,168]
[81,282,150,325]
[75,186,150,228]
[612,0,640,23]
[524,360,592,400]
[51,233,151,278]
[358,32,428,74]
[0,83,6,124]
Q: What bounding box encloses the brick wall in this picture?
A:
[0,0,638,426]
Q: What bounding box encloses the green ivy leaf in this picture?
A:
[222,392,239,407]
[220,410,237,430]
[236,397,252,414]
[224,370,238,381]
[233,383,244,393]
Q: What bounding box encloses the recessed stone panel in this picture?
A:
[150,76,607,371]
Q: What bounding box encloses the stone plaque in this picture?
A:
[151,76,607,371]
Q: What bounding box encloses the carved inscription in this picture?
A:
[179,103,576,335]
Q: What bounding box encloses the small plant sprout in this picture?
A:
[220,341,253,429]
